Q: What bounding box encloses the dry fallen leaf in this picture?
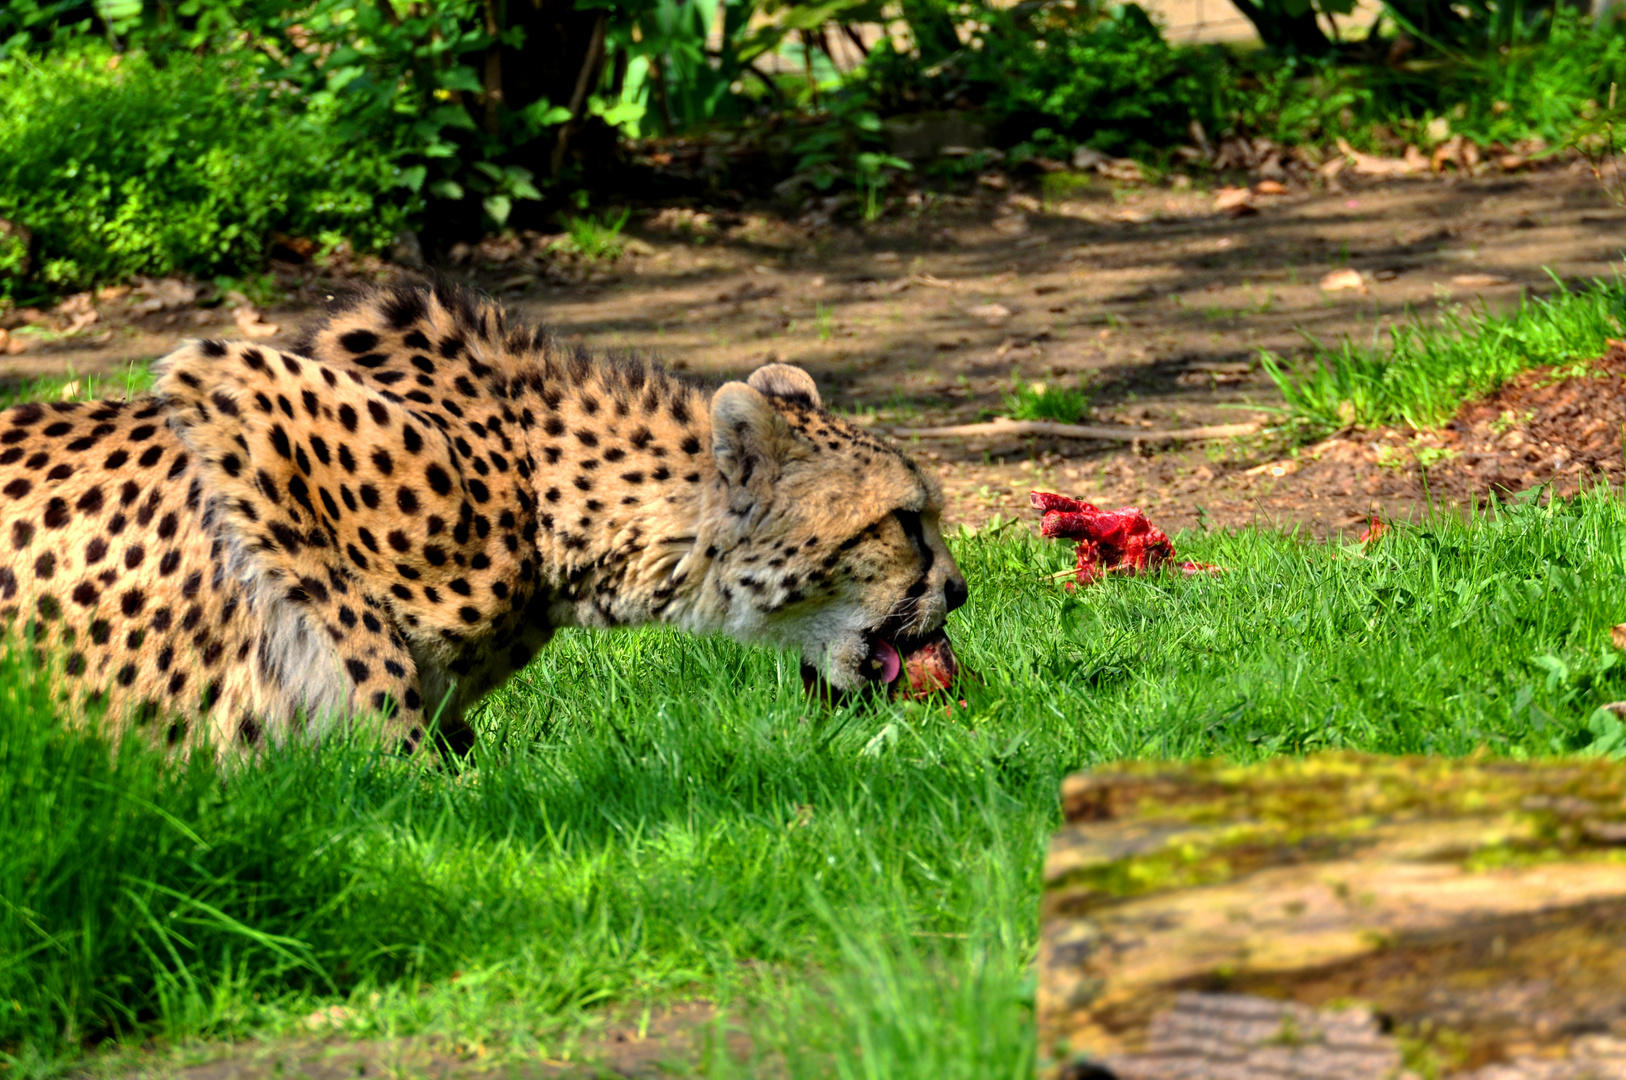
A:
[1319,268,1366,293]
[234,304,279,339]
[1071,146,1109,171]
[1335,137,1427,178]
[57,380,81,401]
[966,303,1012,321]
[1450,273,1510,288]
[53,292,100,334]
[1254,180,1289,195]
[1612,623,1626,652]
[1582,818,1626,845]
[302,1004,353,1032]
[1098,158,1143,183]
[0,328,25,356]
[1213,187,1256,216]
[130,276,198,315]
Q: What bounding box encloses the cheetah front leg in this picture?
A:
[157,339,508,755]
[210,571,439,754]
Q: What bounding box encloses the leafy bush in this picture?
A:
[1219,10,1626,150]
[862,2,1626,163]
[970,3,1215,157]
[0,46,414,295]
[0,1,602,240]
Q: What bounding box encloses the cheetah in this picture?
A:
[0,280,968,753]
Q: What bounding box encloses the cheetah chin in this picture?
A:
[0,279,968,754]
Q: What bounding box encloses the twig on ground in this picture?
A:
[890,417,1262,443]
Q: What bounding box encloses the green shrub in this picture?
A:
[863,3,1626,164]
[0,46,415,295]
[973,3,1215,157]
[1221,11,1626,150]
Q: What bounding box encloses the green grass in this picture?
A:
[554,209,632,262]
[1002,378,1091,423]
[1263,277,1626,432]
[0,364,154,410]
[9,487,1626,1076]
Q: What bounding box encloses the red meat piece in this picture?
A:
[1030,491,1220,588]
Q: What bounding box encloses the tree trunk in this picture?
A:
[1227,0,1334,53]
[499,0,616,175]
[900,0,962,65]
[1039,754,1626,1080]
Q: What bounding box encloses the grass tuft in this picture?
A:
[0,364,154,410]
[554,209,632,262]
[1262,277,1626,432]
[1003,379,1091,423]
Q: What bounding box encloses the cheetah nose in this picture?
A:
[943,576,969,612]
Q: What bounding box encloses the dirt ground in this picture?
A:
[10,163,1626,550]
[104,1002,739,1080]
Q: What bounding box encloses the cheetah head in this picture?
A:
[701,363,969,697]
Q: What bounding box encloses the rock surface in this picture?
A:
[1039,755,1626,1079]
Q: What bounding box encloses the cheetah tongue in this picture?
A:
[863,636,902,684]
[798,636,901,703]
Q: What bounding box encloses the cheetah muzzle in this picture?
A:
[0,280,968,753]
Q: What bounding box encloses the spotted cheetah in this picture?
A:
[0,280,968,753]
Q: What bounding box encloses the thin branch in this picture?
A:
[743,61,785,101]
[481,0,503,135]
[841,23,870,58]
[550,11,609,175]
[891,417,1262,444]
[565,12,607,119]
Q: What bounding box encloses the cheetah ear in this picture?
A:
[711,382,799,512]
[746,363,821,410]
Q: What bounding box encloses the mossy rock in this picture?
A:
[1038,753,1626,1080]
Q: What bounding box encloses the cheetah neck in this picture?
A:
[516,384,743,635]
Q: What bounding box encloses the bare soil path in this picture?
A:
[88,1001,739,1079]
[11,165,1626,538]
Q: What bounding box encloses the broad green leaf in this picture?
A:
[521,99,573,127]
[325,65,366,93]
[428,103,477,131]
[435,65,486,94]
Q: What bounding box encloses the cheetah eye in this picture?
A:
[893,509,933,571]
